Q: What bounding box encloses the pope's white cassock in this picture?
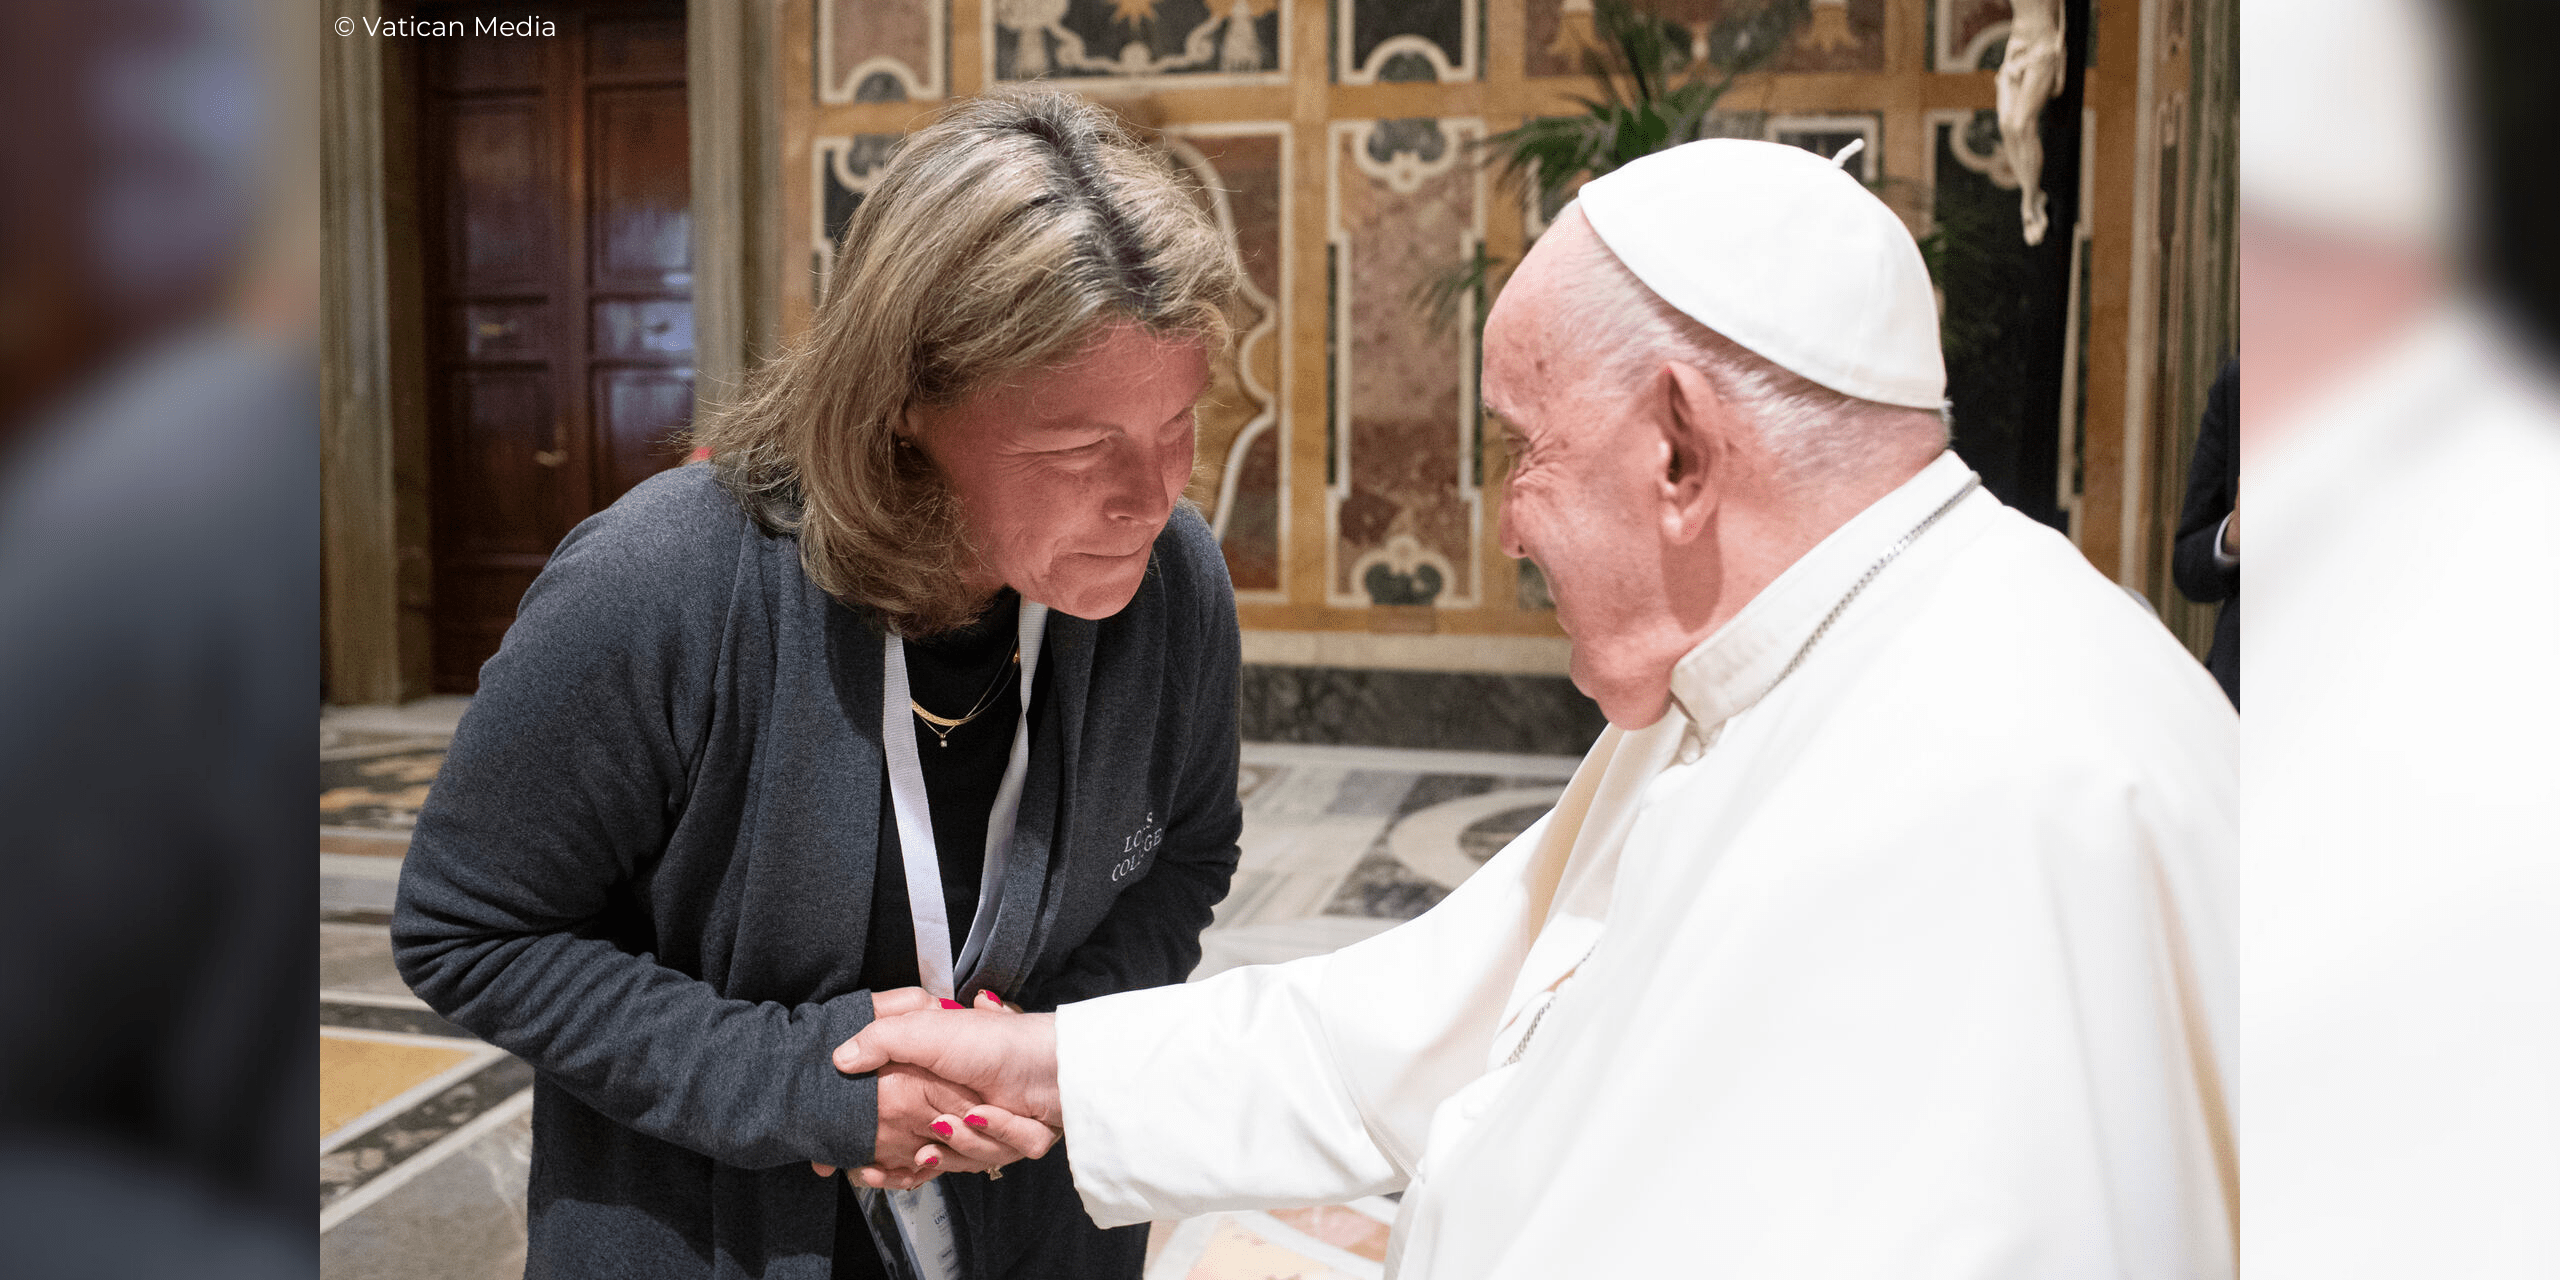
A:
[1053,450,2236,1277]
[1040,139,2236,1278]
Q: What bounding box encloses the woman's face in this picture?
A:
[909,324,1212,620]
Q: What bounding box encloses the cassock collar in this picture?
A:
[1664,450,1979,757]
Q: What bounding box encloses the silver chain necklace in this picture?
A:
[1765,475,1981,694]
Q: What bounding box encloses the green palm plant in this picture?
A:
[1415,0,1808,333]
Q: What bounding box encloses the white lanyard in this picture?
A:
[866,605,1046,1280]
[878,601,1048,1000]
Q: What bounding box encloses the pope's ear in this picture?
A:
[1657,360,1727,542]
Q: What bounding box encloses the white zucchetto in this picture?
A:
[1576,138,1947,410]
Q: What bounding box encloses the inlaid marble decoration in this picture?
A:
[319,749,446,830]
[988,0,1289,86]
[1768,112,1883,183]
[817,0,943,104]
[1929,105,2019,190]
[1326,118,1486,608]
[1934,0,2013,71]
[811,134,902,299]
[1162,124,1290,597]
[1516,558,1554,610]
[1336,0,1478,84]
[1325,773,1568,918]
[1526,0,1883,79]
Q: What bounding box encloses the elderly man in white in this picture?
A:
[831,139,2237,1279]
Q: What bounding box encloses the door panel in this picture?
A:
[418,1,693,693]
[587,16,686,81]
[446,102,550,290]
[428,36,541,93]
[457,302,550,361]
[446,370,562,555]
[594,369,696,505]
[593,299,694,359]
[587,88,693,291]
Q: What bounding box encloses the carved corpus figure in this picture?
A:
[1995,0,2068,244]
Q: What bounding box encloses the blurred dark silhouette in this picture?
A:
[2172,359,2239,706]
[2452,0,2560,358]
[0,0,316,1274]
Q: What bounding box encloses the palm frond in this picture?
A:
[1409,243,1506,338]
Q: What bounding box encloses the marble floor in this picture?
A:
[317,701,1580,1280]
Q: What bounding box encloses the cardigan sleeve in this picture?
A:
[1030,511,1244,1008]
[391,471,887,1171]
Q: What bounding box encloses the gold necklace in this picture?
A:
[909,642,1020,748]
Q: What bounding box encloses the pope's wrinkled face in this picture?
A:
[910,324,1210,620]
[1484,217,1681,727]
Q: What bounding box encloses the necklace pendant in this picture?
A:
[937,737,947,748]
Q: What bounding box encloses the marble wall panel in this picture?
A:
[817,0,943,103]
[1162,125,1290,596]
[988,0,1288,84]
[1337,0,1478,84]
[1526,0,1884,79]
[1933,0,2013,71]
[810,134,902,298]
[1768,112,1883,182]
[1326,118,1485,608]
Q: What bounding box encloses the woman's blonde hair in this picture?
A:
[690,87,1239,635]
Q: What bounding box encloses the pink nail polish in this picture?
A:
[921,1155,939,1167]
[931,1120,953,1137]
[964,1114,989,1129]
[939,998,964,1010]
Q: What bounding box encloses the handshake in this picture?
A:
[813,987,1068,1191]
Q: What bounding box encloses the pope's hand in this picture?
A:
[833,990,1065,1134]
[809,988,1050,1187]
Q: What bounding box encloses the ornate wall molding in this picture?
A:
[817,0,945,103]
[986,0,1290,88]
[1934,0,2014,72]
[1336,0,1478,85]
[1325,118,1486,609]
[1161,123,1293,600]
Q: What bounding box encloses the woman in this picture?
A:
[393,88,1244,1280]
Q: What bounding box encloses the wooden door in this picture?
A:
[415,1,695,692]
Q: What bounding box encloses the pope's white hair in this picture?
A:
[1550,220,1950,486]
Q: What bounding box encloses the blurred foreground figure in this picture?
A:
[842,140,2238,1278]
[2242,1,2560,1276]
[0,0,314,1274]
